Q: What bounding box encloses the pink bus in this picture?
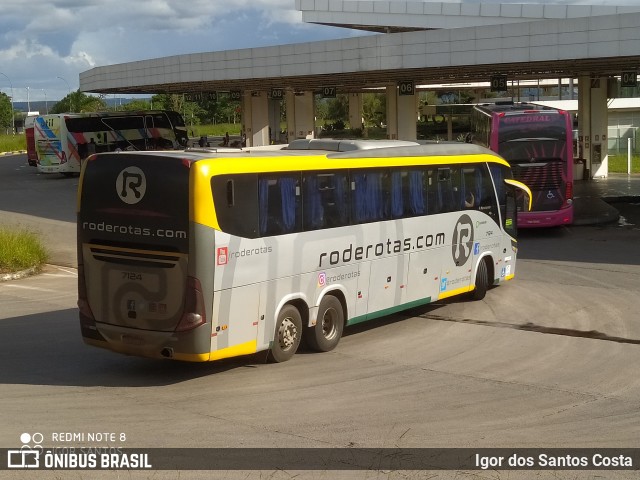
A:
[25,115,38,166]
[470,102,574,227]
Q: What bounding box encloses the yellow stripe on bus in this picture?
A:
[158,340,258,362]
[191,162,220,230]
[172,352,211,362]
[437,285,474,300]
[208,340,258,361]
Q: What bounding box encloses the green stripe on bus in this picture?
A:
[347,297,432,326]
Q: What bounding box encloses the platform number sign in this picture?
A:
[398,80,414,96]
[621,71,638,88]
[229,90,242,101]
[271,88,284,99]
[490,74,508,92]
[322,87,337,98]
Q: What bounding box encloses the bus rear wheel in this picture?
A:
[305,295,344,352]
[269,305,302,363]
[472,259,489,301]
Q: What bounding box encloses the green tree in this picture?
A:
[151,93,205,127]
[362,93,386,128]
[315,98,329,123]
[50,90,107,113]
[150,93,184,113]
[326,95,349,123]
[0,92,12,132]
[119,99,152,111]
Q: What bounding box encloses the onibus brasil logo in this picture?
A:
[7,432,43,468]
[7,432,152,470]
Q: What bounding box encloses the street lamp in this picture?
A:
[57,76,72,112]
[26,86,31,113]
[41,89,48,114]
[0,71,15,134]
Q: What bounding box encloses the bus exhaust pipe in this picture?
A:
[161,348,174,358]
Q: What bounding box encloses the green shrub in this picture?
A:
[188,124,242,138]
[0,227,48,274]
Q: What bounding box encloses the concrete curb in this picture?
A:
[1,150,27,156]
[0,266,39,282]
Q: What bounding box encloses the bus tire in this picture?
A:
[306,295,344,352]
[472,259,489,301]
[269,304,303,363]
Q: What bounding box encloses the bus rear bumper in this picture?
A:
[37,165,62,174]
[79,314,211,362]
[518,206,573,228]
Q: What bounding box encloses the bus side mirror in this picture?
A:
[504,179,532,212]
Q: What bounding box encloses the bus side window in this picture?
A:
[402,169,427,217]
[302,172,349,230]
[460,166,481,210]
[259,175,301,236]
[437,168,455,213]
[504,185,518,237]
[211,174,259,238]
[426,169,439,214]
[351,170,389,224]
[487,164,509,226]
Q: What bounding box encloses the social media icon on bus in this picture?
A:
[217,247,228,266]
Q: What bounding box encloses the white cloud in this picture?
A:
[0,0,357,103]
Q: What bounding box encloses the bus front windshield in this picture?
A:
[497,115,568,163]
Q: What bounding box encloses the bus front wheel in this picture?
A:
[472,259,489,301]
[306,295,344,352]
[269,305,303,363]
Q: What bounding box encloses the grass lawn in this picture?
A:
[0,133,26,152]
[608,154,640,174]
[0,227,48,275]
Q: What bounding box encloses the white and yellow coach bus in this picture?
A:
[77,140,531,363]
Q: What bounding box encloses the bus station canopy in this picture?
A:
[80,2,640,95]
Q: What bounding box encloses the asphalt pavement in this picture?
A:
[573,173,640,225]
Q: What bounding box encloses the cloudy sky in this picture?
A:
[0,0,362,105]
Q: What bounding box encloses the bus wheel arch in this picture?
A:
[305,292,346,352]
[269,302,304,363]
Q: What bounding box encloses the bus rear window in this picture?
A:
[78,153,190,252]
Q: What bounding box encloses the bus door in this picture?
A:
[211,281,261,359]
[145,115,155,149]
[366,253,409,317]
[350,169,411,318]
[406,249,442,306]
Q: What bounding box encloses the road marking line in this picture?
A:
[46,265,78,276]
[43,272,78,278]
[2,285,58,293]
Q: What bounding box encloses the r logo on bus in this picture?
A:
[116,166,146,205]
[452,214,474,266]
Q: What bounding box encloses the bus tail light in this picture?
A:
[564,181,574,207]
[176,276,206,332]
[77,264,95,321]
